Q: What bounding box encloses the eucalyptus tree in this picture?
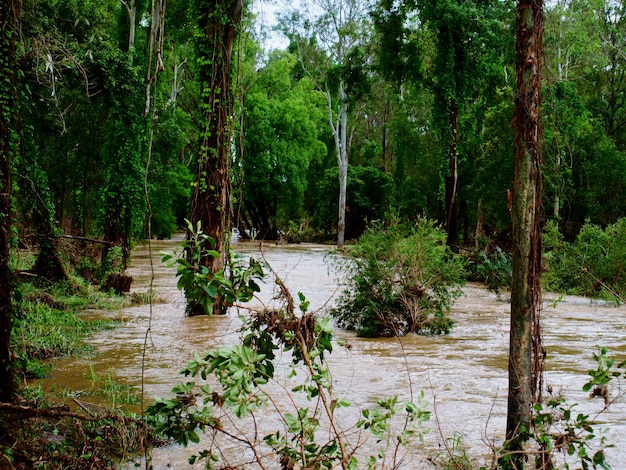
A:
[280,0,373,247]
[0,0,18,403]
[504,0,545,466]
[186,0,244,315]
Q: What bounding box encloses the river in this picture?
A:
[41,238,626,468]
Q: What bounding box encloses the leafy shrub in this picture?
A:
[520,347,623,470]
[475,246,512,296]
[161,219,265,315]
[147,282,431,469]
[543,218,626,301]
[331,218,465,337]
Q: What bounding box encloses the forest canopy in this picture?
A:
[2,0,625,254]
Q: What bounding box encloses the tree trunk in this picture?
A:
[505,0,544,466]
[0,0,19,403]
[330,81,349,249]
[445,99,459,250]
[122,0,137,54]
[187,0,243,316]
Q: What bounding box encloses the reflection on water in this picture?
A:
[40,239,626,468]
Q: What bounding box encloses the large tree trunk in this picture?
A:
[0,0,19,403]
[505,0,544,465]
[187,0,243,316]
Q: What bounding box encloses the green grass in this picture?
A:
[12,280,124,379]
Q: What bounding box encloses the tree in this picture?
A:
[0,0,19,402]
[235,50,326,239]
[281,0,372,248]
[504,0,544,466]
[187,0,244,315]
[99,46,147,265]
[373,0,514,248]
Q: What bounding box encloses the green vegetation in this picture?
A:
[543,219,626,302]
[474,246,513,297]
[4,0,626,467]
[161,219,265,315]
[11,280,124,379]
[331,218,465,337]
[521,346,621,470]
[1,388,153,469]
[148,243,431,468]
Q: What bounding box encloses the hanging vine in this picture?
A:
[187,0,243,315]
[0,0,19,403]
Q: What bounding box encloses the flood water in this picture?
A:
[41,238,626,468]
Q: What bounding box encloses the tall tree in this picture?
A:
[374,0,514,248]
[0,0,19,402]
[187,0,243,315]
[237,51,327,239]
[100,0,150,268]
[418,0,468,249]
[505,0,544,466]
[99,46,147,265]
[282,0,372,248]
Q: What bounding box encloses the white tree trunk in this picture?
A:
[329,81,349,248]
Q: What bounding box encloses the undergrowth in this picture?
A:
[11,278,126,379]
[0,387,157,469]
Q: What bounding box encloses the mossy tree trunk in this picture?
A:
[0,0,19,403]
[505,0,544,466]
[187,0,243,316]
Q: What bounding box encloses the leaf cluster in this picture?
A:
[523,346,624,470]
[161,219,264,315]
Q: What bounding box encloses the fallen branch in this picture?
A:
[60,234,115,245]
[0,401,145,426]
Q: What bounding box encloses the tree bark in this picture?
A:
[505,0,544,465]
[188,0,243,315]
[0,0,19,403]
[328,81,349,249]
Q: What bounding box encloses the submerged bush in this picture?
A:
[543,218,626,301]
[331,218,465,337]
[475,246,512,296]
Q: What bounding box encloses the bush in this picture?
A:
[475,246,512,296]
[331,218,465,337]
[543,218,626,301]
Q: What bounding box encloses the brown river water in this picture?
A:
[40,238,626,468]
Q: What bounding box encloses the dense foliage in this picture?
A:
[331,219,465,337]
[543,218,626,302]
[3,0,626,254]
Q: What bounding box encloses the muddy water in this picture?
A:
[41,239,626,468]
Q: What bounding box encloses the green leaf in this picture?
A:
[188,430,200,444]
